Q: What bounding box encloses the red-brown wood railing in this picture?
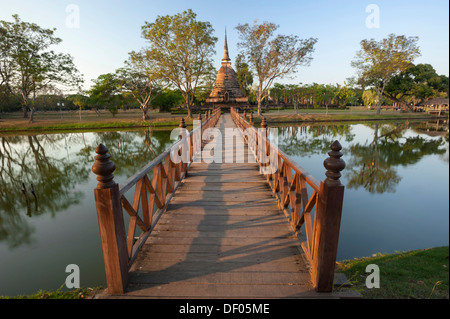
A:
[230,107,346,292]
[91,109,221,294]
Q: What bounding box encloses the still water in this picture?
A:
[0,120,448,296]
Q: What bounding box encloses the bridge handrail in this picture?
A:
[230,107,346,293]
[91,108,221,294]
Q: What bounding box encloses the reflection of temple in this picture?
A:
[206,29,248,110]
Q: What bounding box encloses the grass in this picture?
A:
[263,107,446,123]
[337,246,449,299]
[0,109,186,134]
[0,286,103,299]
[1,108,446,134]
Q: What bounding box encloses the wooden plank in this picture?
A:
[129,271,311,285]
[164,206,281,215]
[171,192,273,201]
[145,236,299,247]
[150,229,295,239]
[157,214,287,226]
[136,243,300,254]
[123,283,327,299]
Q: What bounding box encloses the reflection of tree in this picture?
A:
[0,134,89,249]
[277,124,355,156]
[90,129,173,179]
[346,122,447,193]
[277,122,448,195]
[0,129,174,250]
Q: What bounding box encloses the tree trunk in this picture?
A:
[21,101,28,118]
[29,107,35,123]
[186,104,192,119]
[257,99,262,116]
[142,106,149,121]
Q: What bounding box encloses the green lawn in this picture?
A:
[337,246,449,299]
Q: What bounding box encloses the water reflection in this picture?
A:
[0,129,173,250]
[277,121,448,194]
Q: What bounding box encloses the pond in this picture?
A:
[0,119,448,296]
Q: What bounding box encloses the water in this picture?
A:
[0,129,174,296]
[0,120,448,296]
[275,120,449,261]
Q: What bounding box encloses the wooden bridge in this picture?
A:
[91,108,357,299]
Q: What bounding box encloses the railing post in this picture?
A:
[92,144,129,294]
[311,140,346,292]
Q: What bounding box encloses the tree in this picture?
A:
[315,84,336,115]
[141,9,217,118]
[152,89,184,112]
[235,52,253,96]
[362,89,378,107]
[335,82,354,107]
[0,15,83,122]
[87,73,119,114]
[384,63,449,107]
[236,20,317,116]
[116,51,167,121]
[351,33,420,114]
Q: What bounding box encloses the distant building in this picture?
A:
[206,29,248,106]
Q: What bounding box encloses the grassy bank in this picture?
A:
[0,287,103,299]
[1,108,447,134]
[263,108,448,124]
[337,246,449,299]
[0,109,186,134]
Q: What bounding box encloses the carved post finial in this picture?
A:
[197,113,202,121]
[179,117,187,129]
[208,110,211,119]
[249,113,253,125]
[323,140,346,186]
[261,117,267,129]
[205,111,208,120]
[92,144,116,189]
[243,111,246,120]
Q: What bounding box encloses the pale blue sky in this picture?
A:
[1,0,448,91]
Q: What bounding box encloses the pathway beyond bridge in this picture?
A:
[92,111,359,299]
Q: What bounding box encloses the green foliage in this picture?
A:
[338,247,449,299]
[384,63,449,107]
[0,15,83,121]
[352,33,421,113]
[235,52,253,95]
[152,89,184,112]
[236,20,317,115]
[141,9,217,117]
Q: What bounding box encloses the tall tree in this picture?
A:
[0,15,83,121]
[351,33,420,114]
[235,52,253,96]
[236,21,317,116]
[116,51,167,121]
[384,63,449,107]
[141,9,217,118]
[315,84,336,115]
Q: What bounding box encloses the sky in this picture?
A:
[1,0,448,92]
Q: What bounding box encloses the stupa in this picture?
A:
[206,29,248,106]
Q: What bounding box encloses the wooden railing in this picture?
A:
[230,107,346,292]
[91,108,221,294]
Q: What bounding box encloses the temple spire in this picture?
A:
[222,27,231,62]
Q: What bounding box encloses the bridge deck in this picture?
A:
[103,114,352,299]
